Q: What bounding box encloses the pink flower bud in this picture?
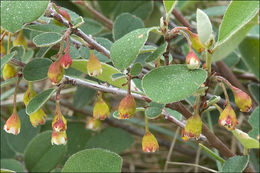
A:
[3,63,17,81]
[231,86,252,112]
[59,51,72,69]
[182,114,202,142]
[118,94,136,119]
[219,104,238,131]
[142,131,159,152]
[87,51,102,76]
[186,51,200,70]
[3,112,21,135]
[47,60,64,85]
[51,131,67,145]
[93,92,110,120]
[86,117,102,131]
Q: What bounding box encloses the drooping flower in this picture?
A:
[231,86,252,112]
[87,50,102,76]
[93,92,110,120]
[51,130,67,145]
[59,51,72,69]
[142,131,159,152]
[219,104,238,131]
[3,63,17,80]
[3,111,21,135]
[29,109,48,127]
[185,51,200,70]
[182,114,202,142]
[23,84,37,106]
[118,94,136,119]
[47,60,64,85]
[13,30,28,50]
[86,117,102,131]
[52,110,67,132]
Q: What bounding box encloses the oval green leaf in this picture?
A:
[33,32,62,47]
[248,106,259,139]
[232,128,259,149]
[62,148,122,172]
[145,107,162,119]
[1,52,16,69]
[130,63,142,76]
[221,155,249,173]
[24,131,67,172]
[111,27,157,70]
[146,42,167,63]
[0,159,24,172]
[163,0,176,23]
[23,58,52,81]
[26,88,56,115]
[142,65,207,104]
[196,9,212,46]
[1,1,49,33]
[70,59,127,88]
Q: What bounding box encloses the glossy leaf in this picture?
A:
[248,107,259,139]
[113,13,144,40]
[86,127,134,153]
[221,155,249,173]
[142,65,207,104]
[0,159,24,172]
[24,131,67,172]
[111,27,157,70]
[1,1,49,33]
[196,9,212,46]
[0,52,16,69]
[23,58,52,82]
[212,1,259,61]
[33,32,62,47]
[71,60,127,88]
[62,148,122,172]
[26,88,56,115]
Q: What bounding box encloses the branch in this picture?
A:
[172,9,193,29]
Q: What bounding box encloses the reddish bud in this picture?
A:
[186,51,200,70]
[93,92,110,120]
[3,111,21,135]
[86,117,102,131]
[182,114,202,142]
[47,60,64,85]
[219,104,238,131]
[87,51,102,76]
[118,94,136,119]
[60,51,72,69]
[51,131,67,145]
[3,63,17,80]
[142,131,159,152]
[231,86,252,112]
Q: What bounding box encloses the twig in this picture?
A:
[172,9,193,29]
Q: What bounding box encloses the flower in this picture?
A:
[52,112,67,132]
[182,114,202,142]
[93,92,110,120]
[3,63,17,80]
[219,104,238,131]
[3,111,21,135]
[118,94,136,119]
[86,117,102,131]
[13,30,28,50]
[51,131,67,145]
[142,131,159,152]
[185,51,200,70]
[231,86,252,112]
[47,60,64,85]
[59,51,72,69]
[87,51,102,76]
[23,85,37,106]
[29,109,48,127]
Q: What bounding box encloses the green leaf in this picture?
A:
[146,42,167,63]
[24,131,67,172]
[248,107,259,139]
[6,110,40,154]
[10,46,25,61]
[163,0,177,23]
[232,128,259,149]
[79,18,103,35]
[0,77,17,88]
[1,1,49,33]
[111,73,126,81]
[212,1,259,61]
[0,52,16,69]
[23,48,34,63]
[145,102,164,119]
[196,9,212,46]
[221,155,249,173]
[130,63,142,76]
[73,86,96,109]
[113,13,144,40]
[25,23,66,33]
[86,127,133,154]
[249,83,259,104]
[26,88,56,115]
[164,108,182,121]
[62,148,122,172]
[0,159,24,172]
[190,6,227,19]
[33,32,62,47]
[0,120,15,159]
[71,60,127,88]
[142,65,207,104]
[23,58,52,82]
[239,37,259,79]
[111,27,157,70]
[199,143,225,165]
